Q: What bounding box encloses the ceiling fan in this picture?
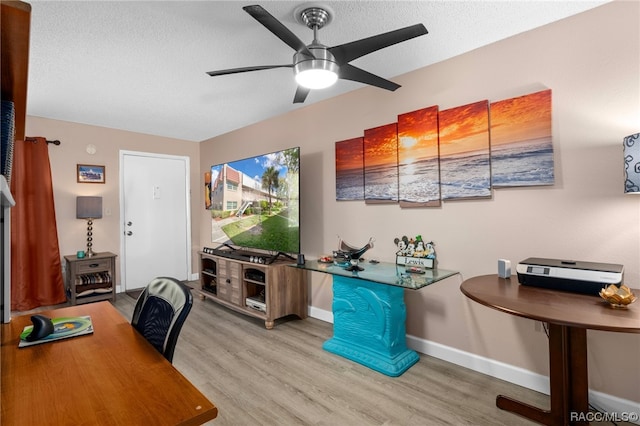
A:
[206,4,428,104]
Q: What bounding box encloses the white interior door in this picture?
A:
[120,151,190,291]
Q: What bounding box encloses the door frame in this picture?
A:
[118,150,192,292]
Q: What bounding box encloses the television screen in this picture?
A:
[208,147,300,255]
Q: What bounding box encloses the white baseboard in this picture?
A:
[406,335,550,394]
[308,305,333,323]
[308,307,639,424]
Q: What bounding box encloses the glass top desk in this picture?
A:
[293,260,458,376]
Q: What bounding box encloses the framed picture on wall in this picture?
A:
[77,164,105,184]
[335,137,364,201]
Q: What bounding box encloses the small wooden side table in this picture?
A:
[64,252,117,305]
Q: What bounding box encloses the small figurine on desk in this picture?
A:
[394,234,436,269]
[334,236,375,272]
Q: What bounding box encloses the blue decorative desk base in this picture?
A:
[324,275,419,377]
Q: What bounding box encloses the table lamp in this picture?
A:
[623,133,640,194]
[76,196,102,257]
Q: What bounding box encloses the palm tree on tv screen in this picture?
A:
[261,166,279,215]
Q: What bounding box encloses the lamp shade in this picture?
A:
[76,196,103,219]
[623,133,640,194]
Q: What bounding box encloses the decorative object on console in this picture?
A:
[623,132,640,193]
[394,235,436,269]
[333,236,374,272]
[76,196,102,258]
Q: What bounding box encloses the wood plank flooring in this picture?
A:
[111,290,549,426]
[13,288,631,425]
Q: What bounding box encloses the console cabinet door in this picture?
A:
[217,259,242,305]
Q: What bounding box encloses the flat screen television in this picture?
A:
[207,147,300,256]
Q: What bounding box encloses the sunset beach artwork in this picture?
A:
[397,105,440,207]
[335,137,364,201]
[489,89,554,187]
[364,123,399,203]
[439,100,491,200]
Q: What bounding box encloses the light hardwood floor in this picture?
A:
[113,290,549,426]
[14,289,628,425]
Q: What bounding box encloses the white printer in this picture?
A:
[516,257,623,295]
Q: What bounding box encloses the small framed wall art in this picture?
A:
[77,164,105,184]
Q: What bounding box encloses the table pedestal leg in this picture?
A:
[497,324,589,426]
[323,275,419,377]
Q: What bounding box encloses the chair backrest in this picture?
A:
[131,277,193,363]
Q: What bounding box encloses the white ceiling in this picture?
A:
[26,1,609,142]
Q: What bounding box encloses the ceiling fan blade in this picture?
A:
[338,64,401,91]
[206,64,292,77]
[243,5,314,57]
[329,24,428,65]
[293,86,310,104]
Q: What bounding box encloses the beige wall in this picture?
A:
[198,1,639,403]
[24,117,201,279]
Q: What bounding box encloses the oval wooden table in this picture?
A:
[460,274,639,426]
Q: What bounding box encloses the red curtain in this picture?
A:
[10,137,66,311]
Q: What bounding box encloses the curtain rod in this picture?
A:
[25,137,61,145]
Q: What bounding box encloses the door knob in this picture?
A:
[126,231,133,236]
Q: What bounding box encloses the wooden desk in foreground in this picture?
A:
[1,301,217,425]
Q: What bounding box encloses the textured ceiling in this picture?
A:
[26,1,609,142]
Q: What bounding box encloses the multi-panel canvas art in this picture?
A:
[490,89,554,187]
[397,105,440,207]
[439,100,491,200]
[335,137,364,201]
[334,89,554,206]
[364,123,399,203]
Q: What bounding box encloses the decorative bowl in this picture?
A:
[599,284,637,308]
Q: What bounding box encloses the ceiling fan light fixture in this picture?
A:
[294,49,339,90]
[295,67,338,89]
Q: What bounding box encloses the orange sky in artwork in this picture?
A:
[335,137,363,172]
[439,100,489,157]
[490,89,551,146]
[364,123,398,168]
[397,106,439,164]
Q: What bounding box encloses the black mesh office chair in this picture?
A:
[131,277,193,363]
